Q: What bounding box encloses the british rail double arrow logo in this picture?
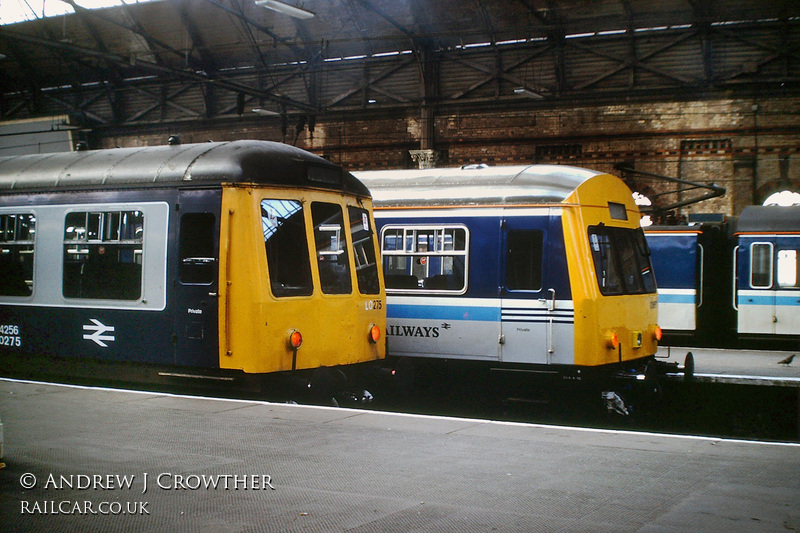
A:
[83,319,116,347]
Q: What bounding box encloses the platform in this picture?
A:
[657,346,800,387]
[1,378,799,532]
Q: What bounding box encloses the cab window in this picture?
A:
[348,206,381,295]
[312,202,352,295]
[261,199,313,297]
[588,225,656,296]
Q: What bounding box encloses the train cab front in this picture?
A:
[217,187,387,405]
[562,172,670,414]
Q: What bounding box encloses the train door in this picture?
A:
[172,190,220,368]
[737,241,777,335]
[774,238,800,335]
[500,210,571,365]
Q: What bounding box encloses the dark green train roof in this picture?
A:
[0,140,370,197]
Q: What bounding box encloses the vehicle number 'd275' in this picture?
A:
[0,324,22,347]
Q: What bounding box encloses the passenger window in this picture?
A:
[348,207,381,295]
[777,250,799,288]
[506,230,543,291]
[63,211,143,300]
[311,202,352,295]
[750,243,773,288]
[0,213,35,297]
[261,199,313,297]
[179,213,216,284]
[380,225,467,293]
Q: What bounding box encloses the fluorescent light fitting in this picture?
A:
[252,108,280,116]
[513,87,544,99]
[255,0,315,19]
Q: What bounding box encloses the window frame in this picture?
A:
[380,224,469,295]
[311,201,353,295]
[0,213,36,297]
[260,198,314,298]
[749,242,774,289]
[588,225,657,296]
[777,249,799,289]
[505,229,545,292]
[62,209,145,301]
[347,206,381,295]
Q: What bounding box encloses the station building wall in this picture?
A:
[98,95,799,218]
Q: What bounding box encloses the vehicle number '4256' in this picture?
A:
[0,324,22,347]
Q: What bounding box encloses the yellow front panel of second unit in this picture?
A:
[218,186,385,374]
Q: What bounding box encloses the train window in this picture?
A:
[179,213,216,285]
[63,211,144,300]
[506,230,543,291]
[749,243,773,288]
[261,199,313,297]
[777,250,799,288]
[312,202,352,295]
[588,225,656,296]
[0,213,36,297]
[348,207,380,295]
[380,225,467,293]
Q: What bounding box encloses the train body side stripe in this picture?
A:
[738,290,800,307]
[388,303,500,321]
[656,288,697,305]
[386,296,576,324]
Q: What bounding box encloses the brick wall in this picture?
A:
[98,95,799,217]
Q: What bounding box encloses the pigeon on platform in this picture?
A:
[777,354,795,365]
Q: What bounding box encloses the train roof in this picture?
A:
[353,165,604,207]
[0,140,370,197]
[734,205,800,234]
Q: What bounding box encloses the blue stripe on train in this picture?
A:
[738,294,800,306]
[388,304,501,321]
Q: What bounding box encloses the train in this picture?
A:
[645,205,800,349]
[0,140,386,402]
[355,164,688,414]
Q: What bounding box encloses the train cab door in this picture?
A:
[500,210,570,365]
[172,191,221,368]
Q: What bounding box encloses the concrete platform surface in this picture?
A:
[1,378,799,532]
[657,346,800,386]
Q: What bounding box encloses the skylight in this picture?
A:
[0,0,158,26]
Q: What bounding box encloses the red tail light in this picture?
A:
[288,330,303,349]
[605,332,619,350]
[368,324,381,343]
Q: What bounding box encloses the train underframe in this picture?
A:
[0,351,385,407]
[380,352,695,417]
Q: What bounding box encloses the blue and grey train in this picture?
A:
[0,140,386,399]
[645,205,800,348]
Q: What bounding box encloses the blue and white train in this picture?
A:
[645,205,800,348]
[356,165,673,403]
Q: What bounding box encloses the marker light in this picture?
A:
[368,324,381,343]
[654,326,663,342]
[288,330,303,350]
[605,332,619,350]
